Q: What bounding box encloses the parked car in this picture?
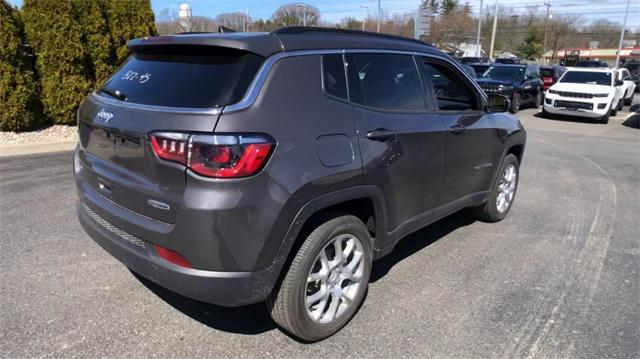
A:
[543,67,624,123]
[469,63,491,77]
[540,65,566,92]
[617,68,637,106]
[495,57,521,64]
[623,60,640,92]
[459,56,490,64]
[74,27,526,342]
[477,64,544,113]
[574,60,609,68]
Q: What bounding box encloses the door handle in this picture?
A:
[367,129,396,142]
[448,124,466,135]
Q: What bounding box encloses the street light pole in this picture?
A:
[376,0,381,33]
[489,0,498,60]
[542,0,551,64]
[360,5,368,31]
[475,0,483,57]
[615,0,631,68]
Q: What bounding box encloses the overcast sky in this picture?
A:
[7,0,640,28]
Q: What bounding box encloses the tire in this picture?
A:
[267,215,373,342]
[610,101,618,117]
[600,113,610,124]
[474,154,519,222]
[624,95,632,106]
[510,93,521,114]
[534,91,542,109]
[617,98,624,111]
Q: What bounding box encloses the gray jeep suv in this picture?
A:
[75,27,526,341]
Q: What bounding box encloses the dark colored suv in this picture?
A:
[74,27,526,341]
[476,64,544,113]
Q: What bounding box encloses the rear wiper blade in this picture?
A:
[100,86,127,101]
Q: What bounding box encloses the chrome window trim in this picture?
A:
[90,48,484,116]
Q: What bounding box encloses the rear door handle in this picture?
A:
[448,124,466,135]
[367,129,396,142]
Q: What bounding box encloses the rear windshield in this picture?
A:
[481,66,524,81]
[559,71,611,86]
[540,68,554,77]
[99,46,264,108]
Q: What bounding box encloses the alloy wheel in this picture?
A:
[496,164,517,213]
[305,234,365,324]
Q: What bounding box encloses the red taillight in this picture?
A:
[150,133,189,164]
[149,132,274,178]
[154,244,192,268]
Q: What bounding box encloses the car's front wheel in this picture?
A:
[474,154,519,222]
[268,215,372,342]
[510,93,521,113]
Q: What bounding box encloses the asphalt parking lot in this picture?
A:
[1,97,639,358]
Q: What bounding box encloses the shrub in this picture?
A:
[104,0,157,65]
[22,0,93,125]
[0,1,44,131]
[75,0,115,85]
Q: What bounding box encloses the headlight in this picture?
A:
[499,85,514,90]
[548,89,559,95]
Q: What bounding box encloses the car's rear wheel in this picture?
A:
[474,154,519,222]
[510,93,521,113]
[534,91,542,108]
[267,215,372,342]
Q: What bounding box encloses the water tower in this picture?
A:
[178,3,192,32]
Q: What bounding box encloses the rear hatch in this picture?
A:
[77,45,264,223]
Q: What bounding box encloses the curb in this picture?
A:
[0,141,77,158]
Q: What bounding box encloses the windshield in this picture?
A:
[481,66,524,81]
[100,45,264,108]
[559,71,611,86]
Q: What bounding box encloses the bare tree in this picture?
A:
[548,15,582,63]
[190,16,219,33]
[215,12,250,31]
[271,3,320,27]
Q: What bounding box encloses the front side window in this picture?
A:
[345,53,426,111]
[422,61,478,111]
[322,54,348,100]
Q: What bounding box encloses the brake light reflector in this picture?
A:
[149,132,274,178]
[154,244,192,268]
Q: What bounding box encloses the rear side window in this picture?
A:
[422,61,478,111]
[345,53,426,112]
[100,45,264,108]
[322,54,348,100]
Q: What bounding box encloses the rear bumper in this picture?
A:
[77,201,277,307]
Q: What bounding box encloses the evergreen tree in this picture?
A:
[441,0,459,15]
[516,28,544,60]
[75,0,115,85]
[22,0,92,125]
[420,0,439,15]
[104,0,156,64]
[0,0,44,131]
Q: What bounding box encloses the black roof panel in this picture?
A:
[128,27,441,58]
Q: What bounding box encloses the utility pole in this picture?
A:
[377,0,381,33]
[360,5,368,31]
[542,0,551,64]
[489,0,498,60]
[475,0,484,57]
[615,0,631,68]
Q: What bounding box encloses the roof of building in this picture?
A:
[127,27,439,58]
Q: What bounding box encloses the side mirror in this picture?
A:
[615,80,624,86]
[488,94,510,113]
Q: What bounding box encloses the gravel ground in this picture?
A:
[0,125,78,145]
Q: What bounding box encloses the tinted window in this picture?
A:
[346,53,426,111]
[559,71,611,86]
[322,54,348,100]
[423,61,478,111]
[525,66,539,79]
[482,66,525,81]
[100,46,264,108]
[540,68,554,77]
